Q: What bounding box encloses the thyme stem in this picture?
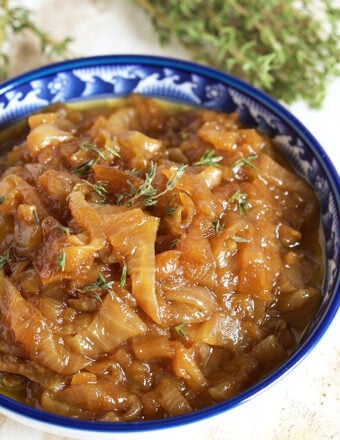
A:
[0,2,72,80]
[122,162,186,207]
[193,150,223,167]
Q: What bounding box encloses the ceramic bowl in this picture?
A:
[0,55,339,439]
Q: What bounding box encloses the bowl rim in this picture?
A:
[0,54,339,434]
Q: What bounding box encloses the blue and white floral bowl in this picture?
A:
[0,55,339,439]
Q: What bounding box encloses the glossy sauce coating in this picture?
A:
[0,96,322,420]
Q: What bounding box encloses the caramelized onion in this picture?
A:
[0,95,322,421]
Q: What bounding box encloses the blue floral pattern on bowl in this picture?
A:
[0,55,338,434]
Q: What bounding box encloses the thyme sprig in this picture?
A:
[134,0,340,107]
[89,180,109,199]
[123,162,186,207]
[106,146,121,160]
[0,1,72,80]
[74,141,120,178]
[1,1,338,106]
[79,142,107,161]
[73,160,95,177]
[233,153,258,174]
[160,165,187,193]
[83,272,114,300]
[193,150,223,167]
[123,161,157,207]
[228,190,250,215]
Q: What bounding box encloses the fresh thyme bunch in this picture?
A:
[134,0,340,107]
[0,1,338,107]
[0,0,72,81]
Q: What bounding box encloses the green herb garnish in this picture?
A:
[0,247,11,270]
[105,146,121,160]
[123,162,186,207]
[83,272,114,299]
[92,291,103,302]
[165,206,177,217]
[90,180,109,199]
[32,208,40,226]
[119,263,127,288]
[116,194,124,206]
[160,166,186,194]
[73,160,95,177]
[80,142,107,160]
[54,225,76,234]
[0,195,7,204]
[169,238,180,249]
[124,161,157,207]
[56,249,66,272]
[174,322,187,338]
[193,150,223,167]
[127,168,139,176]
[212,218,223,233]
[228,190,250,216]
[232,154,258,174]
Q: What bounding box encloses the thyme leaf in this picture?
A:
[193,150,223,167]
[105,146,121,160]
[32,208,40,226]
[232,154,258,174]
[73,160,95,177]
[0,247,11,270]
[124,161,158,207]
[174,322,187,338]
[80,142,107,160]
[54,225,76,234]
[169,238,180,249]
[90,180,109,199]
[156,165,186,198]
[56,249,66,272]
[83,272,114,298]
[165,206,177,217]
[123,162,185,207]
[127,168,139,176]
[92,291,103,302]
[212,218,223,233]
[228,190,250,216]
[119,262,127,288]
